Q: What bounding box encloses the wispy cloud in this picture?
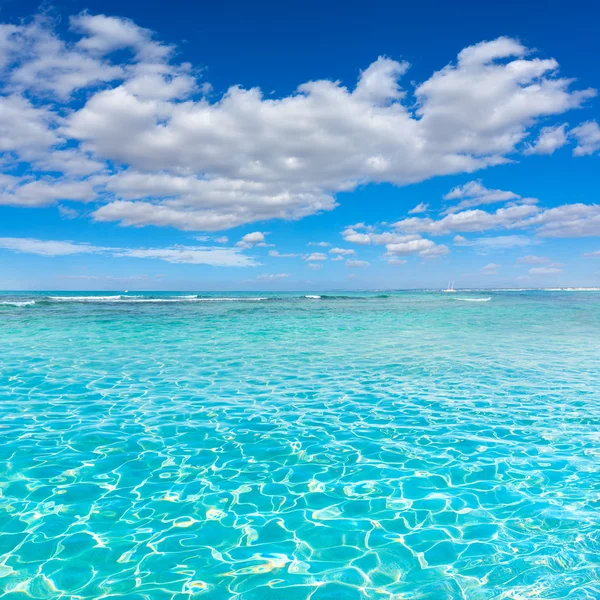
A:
[481,263,500,275]
[408,202,428,214]
[454,234,534,250]
[0,237,107,256]
[346,259,370,268]
[517,255,551,264]
[255,273,290,281]
[528,264,563,275]
[0,237,258,267]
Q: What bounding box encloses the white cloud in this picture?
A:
[0,15,594,232]
[524,124,568,155]
[0,236,257,266]
[269,249,298,257]
[58,205,79,219]
[307,263,322,270]
[0,179,97,207]
[236,231,266,248]
[394,204,540,235]
[443,180,522,213]
[408,202,428,214]
[304,252,327,261]
[342,227,421,245]
[517,254,550,265]
[0,16,125,100]
[346,259,370,268]
[529,204,600,237]
[453,234,533,249]
[35,150,105,176]
[307,241,331,247]
[571,121,600,156]
[71,13,172,62]
[387,258,407,265]
[0,95,59,157]
[215,236,228,243]
[329,247,355,255]
[529,264,563,275]
[340,229,373,245]
[0,237,106,256]
[386,238,449,258]
[583,250,600,258]
[481,263,500,275]
[331,255,345,261]
[255,273,289,281]
[117,246,258,266]
[517,255,551,264]
[396,196,600,239]
[342,226,448,259]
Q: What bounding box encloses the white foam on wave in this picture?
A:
[49,295,130,302]
[47,295,269,303]
[304,295,322,299]
[542,288,600,292]
[453,297,491,302]
[0,300,36,307]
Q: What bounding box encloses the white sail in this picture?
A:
[443,281,456,293]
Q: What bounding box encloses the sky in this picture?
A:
[1,0,600,290]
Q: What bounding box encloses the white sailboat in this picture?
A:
[443,281,456,293]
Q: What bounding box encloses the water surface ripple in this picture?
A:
[1,291,600,599]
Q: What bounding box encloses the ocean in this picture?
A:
[1,290,599,599]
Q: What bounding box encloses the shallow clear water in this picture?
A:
[1,290,600,599]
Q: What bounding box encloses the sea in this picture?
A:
[1,290,599,599]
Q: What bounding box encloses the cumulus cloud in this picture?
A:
[529,204,600,237]
[386,238,449,259]
[571,121,600,156]
[236,231,266,248]
[268,249,298,257]
[329,247,355,255]
[0,236,257,266]
[395,204,540,235]
[240,231,264,243]
[443,180,523,214]
[0,179,97,207]
[304,252,327,261]
[396,197,600,239]
[342,226,448,259]
[583,250,600,258]
[524,124,568,155]
[0,14,595,231]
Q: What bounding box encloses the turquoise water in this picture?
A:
[1,290,600,599]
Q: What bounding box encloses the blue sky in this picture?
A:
[1,0,599,290]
